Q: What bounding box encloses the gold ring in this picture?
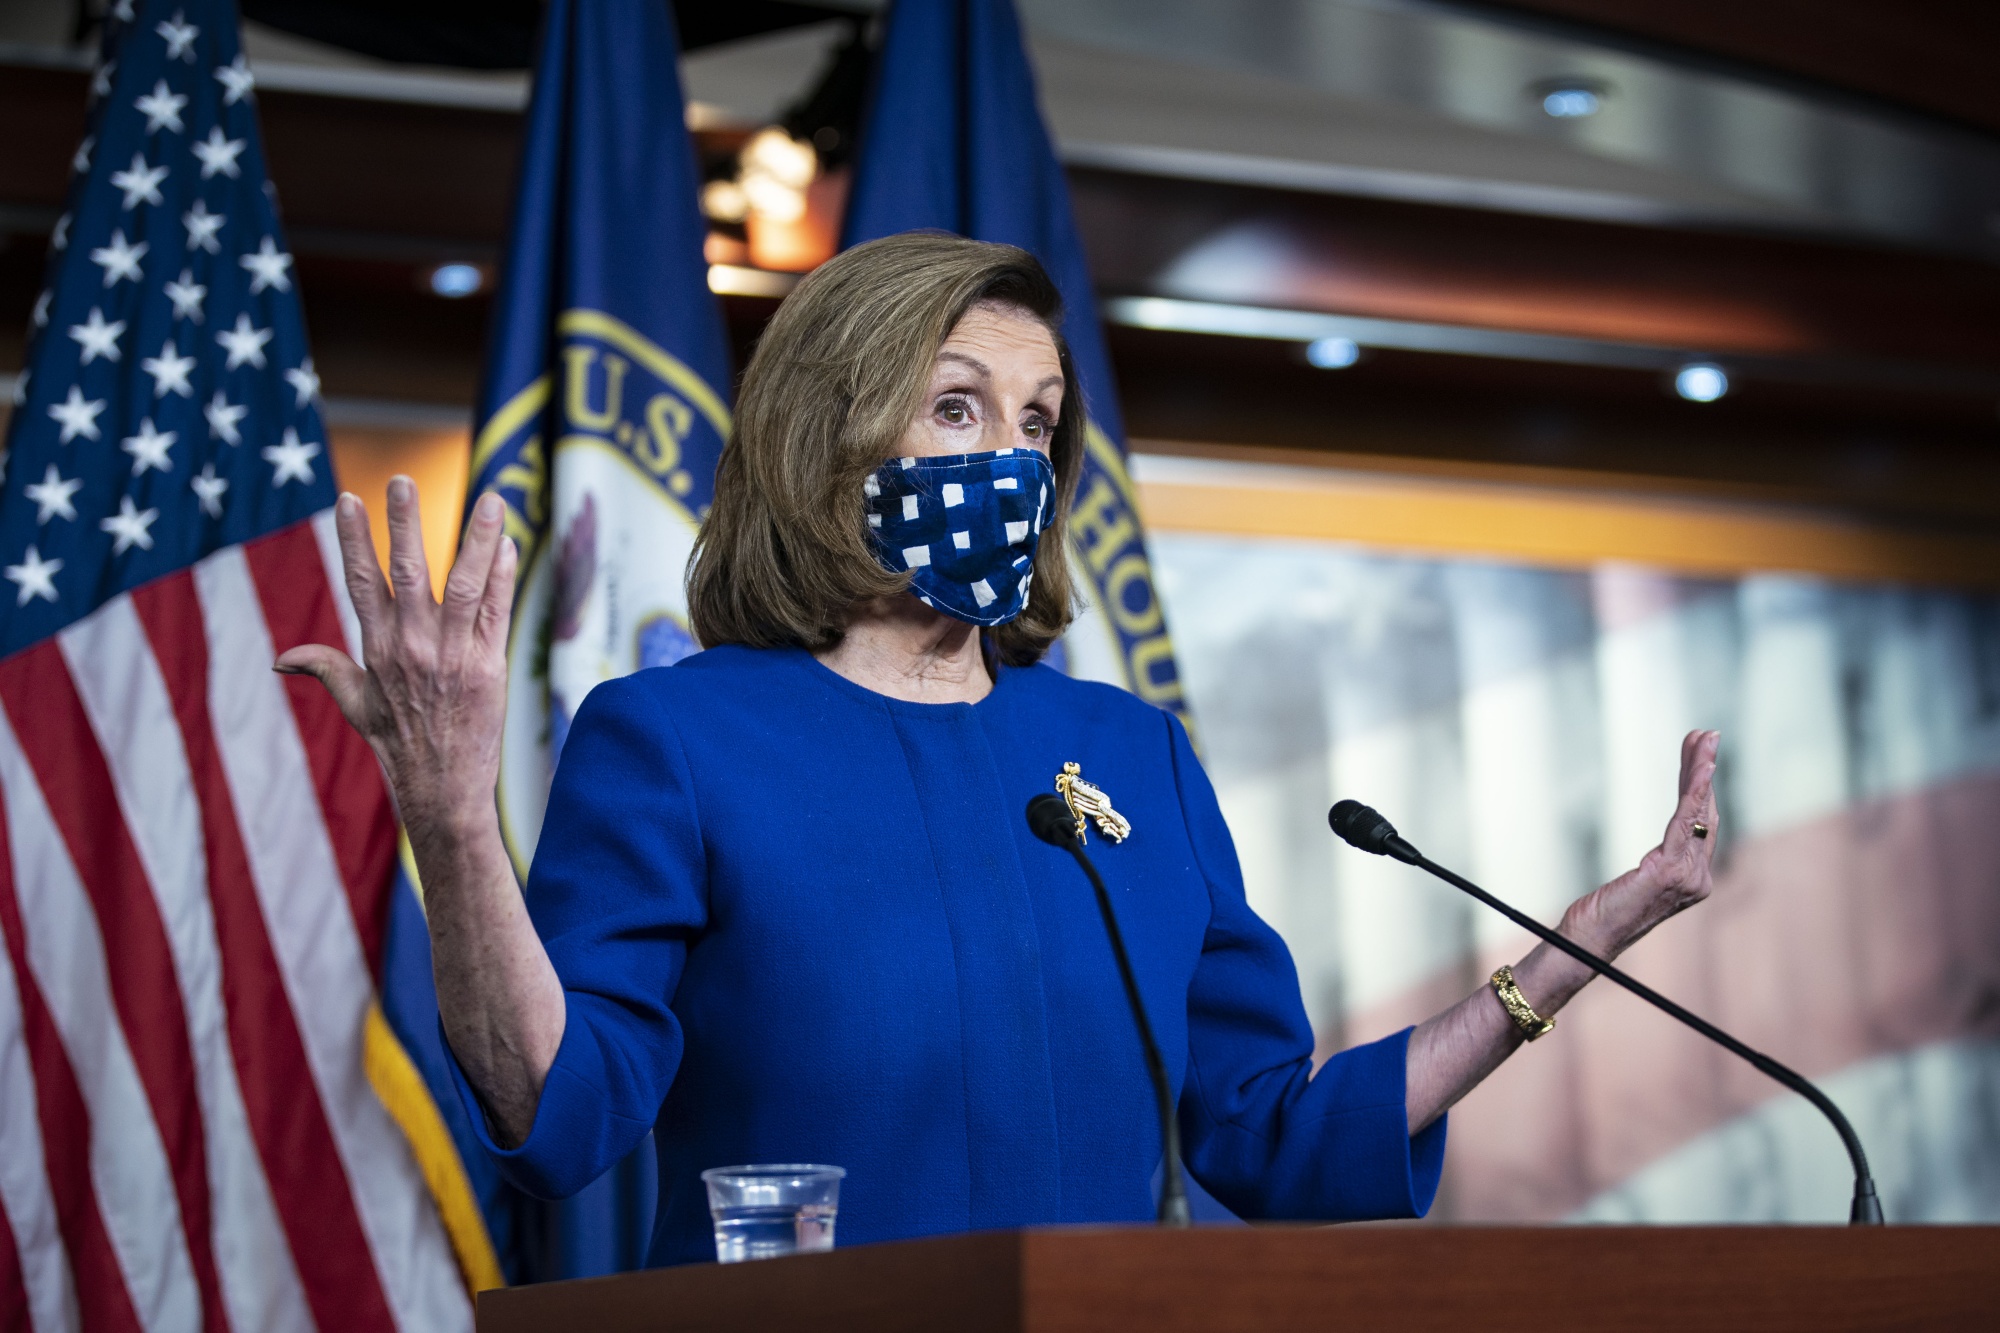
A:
[1691,821,1710,839]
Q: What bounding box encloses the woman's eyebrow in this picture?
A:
[935,351,991,376]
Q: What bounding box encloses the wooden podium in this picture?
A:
[477,1225,2000,1332]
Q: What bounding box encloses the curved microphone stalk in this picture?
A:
[1327,799,1884,1226]
[1027,794,1191,1227]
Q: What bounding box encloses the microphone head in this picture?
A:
[1328,799,1403,857]
[1026,793,1079,848]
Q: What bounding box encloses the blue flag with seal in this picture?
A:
[841,0,1187,729]
[457,0,732,1281]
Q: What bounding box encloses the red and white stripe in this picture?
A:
[0,511,471,1332]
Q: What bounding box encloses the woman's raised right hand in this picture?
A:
[276,477,518,838]
[279,478,562,1138]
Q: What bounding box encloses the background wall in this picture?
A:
[326,424,470,598]
[1144,450,2000,1223]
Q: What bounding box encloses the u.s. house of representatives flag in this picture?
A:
[468,0,732,885]
[0,1,474,1327]
[843,0,1188,728]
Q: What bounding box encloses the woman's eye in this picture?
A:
[938,399,970,425]
[1022,415,1046,439]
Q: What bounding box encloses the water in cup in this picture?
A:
[711,1202,837,1262]
[702,1164,844,1263]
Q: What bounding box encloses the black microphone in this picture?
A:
[1327,799,1885,1226]
[1027,793,1191,1227]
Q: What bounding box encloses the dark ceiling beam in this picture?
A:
[237,0,853,67]
[1472,1,2000,138]
[1069,172,2000,374]
[0,64,519,254]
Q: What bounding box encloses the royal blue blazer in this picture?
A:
[448,645,1445,1266]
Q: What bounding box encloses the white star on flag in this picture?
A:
[112,0,135,20]
[51,213,70,251]
[32,290,51,328]
[24,464,83,524]
[92,60,115,101]
[215,54,254,105]
[190,463,229,517]
[121,418,178,475]
[157,10,199,61]
[90,229,147,286]
[68,307,126,364]
[48,386,107,443]
[263,428,321,486]
[111,152,169,209]
[183,198,224,251]
[136,79,187,133]
[165,269,206,322]
[284,357,320,407]
[72,134,94,174]
[192,125,245,180]
[4,546,62,605]
[204,390,247,444]
[140,340,197,397]
[215,313,272,370]
[9,371,26,407]
[241,236,293,294]
[100,496,161,554]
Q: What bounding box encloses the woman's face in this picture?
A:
[896,301,1064,459]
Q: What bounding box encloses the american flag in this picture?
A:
[0,2,472,1329]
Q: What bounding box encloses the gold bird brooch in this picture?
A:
[1055,761,1132,845]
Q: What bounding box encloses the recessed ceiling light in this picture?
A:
[1535,79,1608,118]
[1674,362,1729,402]
[428,263,483,298]
[1306,336,1361,369]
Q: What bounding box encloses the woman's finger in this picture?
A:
[1695,731,1721,856]
[1661,734,1702,819]
[1677,728,1701,796]
[384,476,436,611]
[273,643,375,733]
[441,492,505,643]
[1666,732,1721,867]
[474,533,517,658]
[333,493,392,659]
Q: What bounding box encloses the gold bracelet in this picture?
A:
[1490,964,1555,1041]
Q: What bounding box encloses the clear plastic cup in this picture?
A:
[701,1164,845,1263]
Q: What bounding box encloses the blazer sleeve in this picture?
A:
[1166,713,1447,1221]
[442,673,707,1199]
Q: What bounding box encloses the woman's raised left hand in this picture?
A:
[1561,728,1720,961]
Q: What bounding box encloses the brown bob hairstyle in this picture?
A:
[688,231,1084,666]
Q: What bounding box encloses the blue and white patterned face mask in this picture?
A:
[864,448,1055,626]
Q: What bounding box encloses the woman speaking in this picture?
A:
[279,233,1719,1266]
